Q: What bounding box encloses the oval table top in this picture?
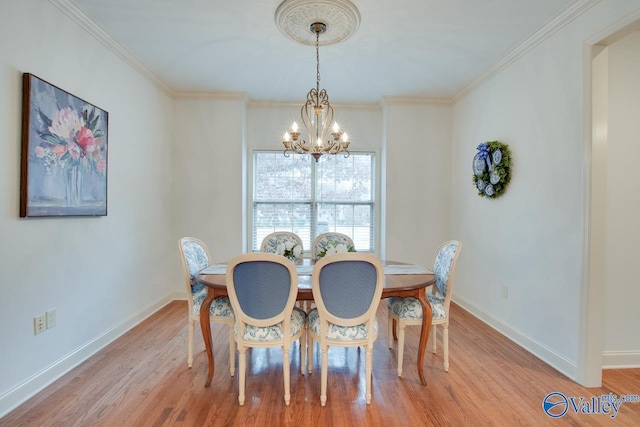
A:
[197,258,435,301]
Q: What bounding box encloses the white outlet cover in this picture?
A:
[46,309,56,328]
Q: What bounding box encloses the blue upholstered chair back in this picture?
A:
[232,261,292,320]
[180,238,209,295]
[318,261,378,319]
[312,253,384,328]
[434,241,460,297]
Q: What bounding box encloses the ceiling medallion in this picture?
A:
[275,0,361,46]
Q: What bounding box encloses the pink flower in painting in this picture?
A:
[51,145,66,157]
[48,108,83,140]
[35,146,46,158]
[76,127,95,153]
[96,158,106,173]
[66,141,81,160]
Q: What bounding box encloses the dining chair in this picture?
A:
[260,231,304,258]
[311,232,355,259]
[178,237,235,374]
[226,253,307,406]
[387,240,462,375]
[307,253,384,406]
[261,231,307,311]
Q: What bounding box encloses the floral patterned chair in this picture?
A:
[226,253,307,406]
[178,237,235,374]
[311,232,355,259]
[387,240,462,375]
[260,231,304,259]
[307,253,384,406]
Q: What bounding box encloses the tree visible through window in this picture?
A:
[252,151,375,252]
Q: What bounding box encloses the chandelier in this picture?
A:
[282,22,350,162]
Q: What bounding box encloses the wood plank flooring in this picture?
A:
[1,301,639,426]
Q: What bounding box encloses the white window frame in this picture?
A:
[249,150,377,253]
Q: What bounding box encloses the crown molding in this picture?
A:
[381,96,451,107]
[451,0,600,105]
[173,91,248,102]
[49,0,173,96]
[248,99,381,111]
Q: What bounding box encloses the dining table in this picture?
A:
[196,258,436,387]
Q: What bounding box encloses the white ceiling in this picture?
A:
[69,0,576,103]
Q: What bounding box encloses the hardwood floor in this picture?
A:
[2,301,639,426]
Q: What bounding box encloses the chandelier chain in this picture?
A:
[315,29,320,93]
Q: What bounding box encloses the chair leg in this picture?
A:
[320,345,328,406]
[300,326,307,375]
[229,323,235,376]
[397,321,405,377]
[431,324,437,353]
[443,323,449,372]
[365,346,373,404]
[308,335,313,374]
[387,311,393,348]
[283,344,291,406]
[238,346,246,406]
[188,319,195,368]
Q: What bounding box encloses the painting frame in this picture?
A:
[20,73,109,217]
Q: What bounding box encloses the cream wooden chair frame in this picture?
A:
[387,240,462,375]
[226,253,306,406]
[308,253,384,406]
[178,237,235,374]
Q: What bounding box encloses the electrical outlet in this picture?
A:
[34,315,46,335]
[501,285,509,299]
[46,309,57,329]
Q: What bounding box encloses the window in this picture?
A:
[252,151,375,252]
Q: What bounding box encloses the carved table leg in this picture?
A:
[417,290,433,386]
[200,292,216,387]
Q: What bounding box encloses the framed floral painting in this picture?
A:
[20,73,108,217]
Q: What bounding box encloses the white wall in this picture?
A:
[0,0,175,415]
[450,0,640,380]
[172,97,246,262]
[383,100,452,265]
[603,31,640,364]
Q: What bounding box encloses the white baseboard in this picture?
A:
[0,293,179,418]
[452,295,578,380]
[603,351,640,369]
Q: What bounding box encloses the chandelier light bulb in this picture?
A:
[333,122,339,132]
[342,132,348,142]
[291,121,298,132]
[284,131,291,141]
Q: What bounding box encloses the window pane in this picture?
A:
[253,151,374,253]
[316,154,373,202]
[255,152,312,201]
[317,203,373,252]
[253,203,312,250]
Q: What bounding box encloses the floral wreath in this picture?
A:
[472,141,511,198]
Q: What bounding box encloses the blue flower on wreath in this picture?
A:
[485,184,495,197]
